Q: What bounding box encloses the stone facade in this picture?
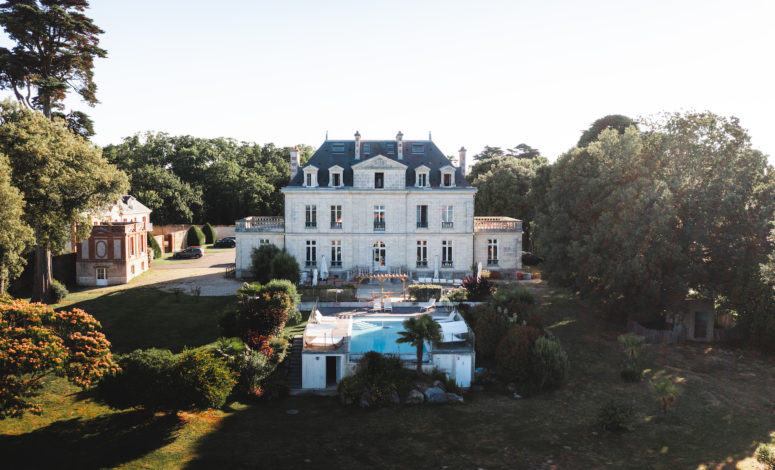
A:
[76,222,149,286]
[235,134,522,280]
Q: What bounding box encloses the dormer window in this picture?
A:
[303,166,319,187]
[386,142,395,155]
[328,165,344,188]
[363,143,371,155]
[374,172,384,189]
[415,165,430,188]
[440,165,456,188]
[332,143,345,153]
[412,143,424,154]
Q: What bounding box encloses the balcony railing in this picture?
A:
[487,259,499,266]
[373,221,386,231]
[331,222,342,229]
[441,221,454,229]
[305,261,317,267]
[441,260,453,267]
[331,260,342,267]
[417,221,428,228]
[416,260,428,267]
[305,222,317,228]
[474,217,522,233]
[235,216,285,232]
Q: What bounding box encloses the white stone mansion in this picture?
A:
[235,132,522,280]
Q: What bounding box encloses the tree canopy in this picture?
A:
[0,154,33,294]
[103,132,314,225]
[0,102,128,302]
[577,114,637,147]
[0,0,106,119]
[533,113,774,321]
[0,295,117,418]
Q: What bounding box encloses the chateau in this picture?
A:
[235,132,522,280]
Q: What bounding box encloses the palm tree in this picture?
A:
[396,314,442,374]
[652,379,679,415]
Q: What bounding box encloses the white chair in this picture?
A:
[420,298,436,312]
[384,297,392,312]
[372,299,382,311]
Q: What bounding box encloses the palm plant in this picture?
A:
[652,379,680,415]
[396,314,442,374]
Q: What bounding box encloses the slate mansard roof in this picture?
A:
[288,139,471,188]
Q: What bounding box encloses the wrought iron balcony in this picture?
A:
[441,261,453,267]
[417,221,428,228]
[305,222,317,228]
[331,221,342,229]
[487,259,499,266]
[441,221,454,229]
[373,221,386,231]
[416,260,428,267]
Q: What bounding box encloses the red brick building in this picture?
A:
[75,196,152,286]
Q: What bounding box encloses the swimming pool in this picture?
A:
[349,319,427,357]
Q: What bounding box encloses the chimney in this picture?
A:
[459,146,467,177]
[354,130,361,160]
[396,131,404,160]
[290,146,300,181]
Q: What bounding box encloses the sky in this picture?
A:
[2,0,775,164]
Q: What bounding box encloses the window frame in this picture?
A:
[331,143,345,153]
[416,205,428,228]
[331,240,342,267]
[305,240,317,267]
[374,172,384,189]
[330,205,342,229]
[373,205,386,231]
[441,205,454,228]
[411,143,424,154]
[305,205,317,228]
[416,240,428,267]
[442,240,453,267]
[487,239,499,265]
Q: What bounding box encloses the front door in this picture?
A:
[96,267,108,286]
[373,242,386,272]
[325,356,337,386]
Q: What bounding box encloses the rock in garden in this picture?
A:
[404,389,425,405]
[359,393,371,408]
[433,380,446,391]
[446,392,464,404]
[424,386,448,404]
[413,381,430,392]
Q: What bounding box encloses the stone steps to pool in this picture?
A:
[287,335,303,390]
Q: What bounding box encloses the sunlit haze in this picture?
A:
[2,0,774,164]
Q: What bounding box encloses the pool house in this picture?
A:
[300,303,475,390]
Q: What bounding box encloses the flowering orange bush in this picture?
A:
[0,295,117,418]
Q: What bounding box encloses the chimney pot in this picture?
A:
[290,147,300,181]
[396,131,404,160]
[354,131,361,160]
[458,146,467,177]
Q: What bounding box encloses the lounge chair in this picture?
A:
[435,310,459,322]
[420,298,436,312]
[384,297,393,312]
[372,299,382,311]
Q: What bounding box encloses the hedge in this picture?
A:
[187,225,205,247]
[202,222,217,244]
[148,232,162,259]
[408,284,442,302]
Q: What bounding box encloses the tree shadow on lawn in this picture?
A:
[63,287,236,353]
[0,410,183,470]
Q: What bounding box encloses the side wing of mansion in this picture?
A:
[235,132,522,280]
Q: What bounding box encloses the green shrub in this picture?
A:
[202,222,217,244]
[618,333,645,382]
[474,306,509,361]
[530,337,569,391]
[408,284,442,302]
[491,288,535,322]
[251,244,280,283]
[264,279,301,324]
[97,348,177,410]
[174,348,237,409]
[186,225,205,247]
[236,281,296,337]
[234,349,274,398]
[445,289,468,302]
[496,325,541,382]
[597,400,635,432]
[462,275,494,301]
[338,352,414,406]
[270,251,300,285]
[147,232,162,259]
[756,443,775,469]
[51,279,68,303]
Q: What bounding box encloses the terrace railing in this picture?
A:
[235,216,285,232]
[474,217,522,233]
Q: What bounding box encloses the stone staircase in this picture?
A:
[287,335,303,390]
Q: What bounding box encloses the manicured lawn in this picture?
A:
[58,288,236,353]
[2,284,773,469]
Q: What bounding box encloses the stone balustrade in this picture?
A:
[473,216,522,233]
[235,216,285,232]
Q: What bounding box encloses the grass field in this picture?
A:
[1,284,774,469]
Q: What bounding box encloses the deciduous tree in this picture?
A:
[0,154,33,294]
[0,102,128,303]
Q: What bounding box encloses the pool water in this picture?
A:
[349,320,426,356]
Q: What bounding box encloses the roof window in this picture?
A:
[332,143,345,153]
[412,144,424,154]
[386,142,395,155]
